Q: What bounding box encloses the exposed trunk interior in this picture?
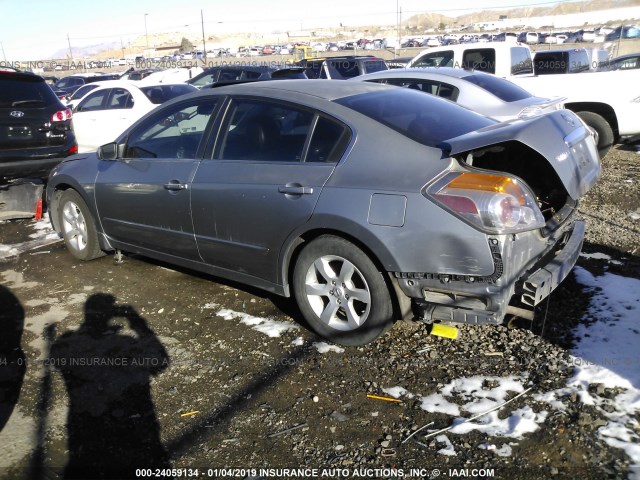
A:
[454,140,572,225]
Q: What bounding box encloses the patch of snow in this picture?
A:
[290,337,305,346]
[435,435,457,456]
[449,406,547,438]
[478,442,513,457]
[382,386,415,399]
[495,444,513,457]
[538,267,640,478]
[1,270,41,289]
[217,308,299,337]
[312,342,345,354]
[420,392,461,416]
[579,252,622,265]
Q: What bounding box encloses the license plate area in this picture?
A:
[7,125,33,139]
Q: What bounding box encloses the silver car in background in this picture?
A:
[353,67,565,121]
[47,80,600,346]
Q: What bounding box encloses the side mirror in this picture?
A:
[97,142,119,160]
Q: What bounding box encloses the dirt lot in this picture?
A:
[1,142,639,480]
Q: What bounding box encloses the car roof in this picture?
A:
[305,55,381,63]
[611,53,640,60]
[0,69,44,82]
[355,67,483,80]
[64,73,107,78]
[201,78,393,101]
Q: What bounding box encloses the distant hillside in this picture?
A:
[50,42,120,60]
[406,0,640,28]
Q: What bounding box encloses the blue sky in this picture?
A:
[1,0,580,60]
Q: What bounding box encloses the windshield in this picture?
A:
[0,77,59,108]
[461,73,531,102]
[335,87,494,147]
[140,84,197,104]
[363,60,388,74]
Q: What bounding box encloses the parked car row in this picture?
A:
[400,24,639,49]
[8,38,634,183]
[7,36,634,182]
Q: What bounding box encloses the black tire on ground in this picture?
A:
[58,189,104,261]
[292,235,394,346]
[576,111,615,159]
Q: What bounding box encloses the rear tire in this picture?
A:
[292,235,394,346]
[58,189,104,261]
[576,111,614,159]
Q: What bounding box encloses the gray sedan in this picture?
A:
[352,67,565,121]
[47,80,600,346]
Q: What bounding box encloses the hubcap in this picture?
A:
[61,201,88,252]
[304,255,371,331]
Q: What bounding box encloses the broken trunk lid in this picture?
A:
[441,110,602,201]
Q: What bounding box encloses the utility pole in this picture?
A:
[145,13,149,50]
[67,33,73,61]
[201,9,207,60]
[396,0,400,50]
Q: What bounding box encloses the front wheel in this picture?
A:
[58,189,104,261]
[292,235,394,346]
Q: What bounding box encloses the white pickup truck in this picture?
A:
[407,42,640,157]
[510,69,640,157]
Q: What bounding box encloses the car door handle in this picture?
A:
[278,185,313,195]
[164,181,187,191]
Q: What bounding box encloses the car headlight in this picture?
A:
[425,172,546,234]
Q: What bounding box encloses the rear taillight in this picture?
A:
[52,109,72,122]
[68,144,78,155]
[425,172,545,234]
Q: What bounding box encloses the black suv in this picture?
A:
[187,65,307,89]
[297,56,388,79]
[1,68,77,182]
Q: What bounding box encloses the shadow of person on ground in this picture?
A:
[50,293,171,479]
[0,284,26,433]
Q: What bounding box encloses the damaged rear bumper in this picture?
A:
[520,220,584,307]
[394,220,586,325]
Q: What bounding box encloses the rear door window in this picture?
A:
[363,60,388,74]
[412,50,454,68]
[107,88,134,109]
[511,47,533,75]
[218,99,314,162]
[329,60,360,78]
[241,70,262,80]
[461,48,496,74]
[77,89,109,112]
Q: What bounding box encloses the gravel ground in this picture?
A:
[0,142,639,480]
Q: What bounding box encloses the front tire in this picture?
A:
[58,189,104,261]
[293,235,394,346]
[576,111,614,159]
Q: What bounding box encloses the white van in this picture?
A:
[407,42,533,78]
